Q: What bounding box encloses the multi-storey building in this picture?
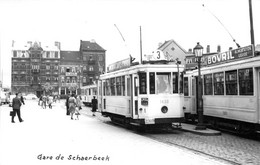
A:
[11,41,60,97]
[11,40,106,97]
[80,40,106,86]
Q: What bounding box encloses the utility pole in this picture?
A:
[140,26,143,64]
[249,0,255,47]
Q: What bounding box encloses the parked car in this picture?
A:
[24,94,37,100]
[9,94,16,107]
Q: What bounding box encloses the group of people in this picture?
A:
[65,94,97,120]
[38,95,54,109]
[11,93,25,123]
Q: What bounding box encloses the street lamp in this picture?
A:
[193,42,206,130]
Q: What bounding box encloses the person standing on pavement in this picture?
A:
[65,95,70,115]
[68,93,77,120]
[11,93,24,123]
[91,96,97,116]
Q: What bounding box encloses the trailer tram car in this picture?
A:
[81,84,98,107]
[97,56,185,129]
[184,45,260,134]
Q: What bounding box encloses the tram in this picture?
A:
[80,84,98,107]
[184,45,260,134]
[97,54,185,129]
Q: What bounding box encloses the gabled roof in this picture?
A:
[80,40,106,52]
[60,51,80,63]
[158,39,188,54]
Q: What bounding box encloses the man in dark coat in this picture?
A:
[11,93,24,123]
[66,95,70,115]
[91,96,97,116]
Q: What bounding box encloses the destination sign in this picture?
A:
[185,45,253,69]
[107,57,131,73]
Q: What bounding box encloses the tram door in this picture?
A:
[132,74,139,119]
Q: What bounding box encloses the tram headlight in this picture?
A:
[161,106,168,113]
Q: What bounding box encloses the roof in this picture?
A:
[80,40,106,52]
[60,51,81,64]
[158,39,188,54]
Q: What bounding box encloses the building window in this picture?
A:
[46,52,50,58]
[83,56,87,61]
[13,51,17,57]
[239,68,253,95]
[46,65,50,70]
[213,72,224,95]
[99,55,103,61]
[61,67,65,73]
[55,52,58,58]
[83,66,87,71]
[204,74,213,95]
[89,55,93,61]
[225,70,237,95]
[83,77,86,83]
[89,66,94,71]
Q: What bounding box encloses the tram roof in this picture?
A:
[100,62,184,79]
[187,55,260,75]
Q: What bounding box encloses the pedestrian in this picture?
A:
[68,93,77,120]
[91,96,97,116]
[42,95,47,109]
[38,95,43,106]
[11,93,24,123]
[65,95,70,115]
[76,95,82,110]
[48,96,53,109]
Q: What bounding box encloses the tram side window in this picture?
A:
[213,72,224,95]
[157,72,171,94]
[139,72,147,94]
[110,78,115,96]
[172,72,178,93]
[149,73,155,94]
[225,70,238,95]
[116,77,122,96]
[106,79,111,96]
[122,76,125,96]
[239,68,253,95]
[184,77,189,96]
[204,74,213,95]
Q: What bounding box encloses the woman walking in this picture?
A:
[68,94,77,120]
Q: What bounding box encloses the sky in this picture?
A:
[0,0,260,87]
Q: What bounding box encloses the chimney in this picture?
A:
[55,41,61,50]
[12,40,15,47]
[27,41,32,47]
[217,45,221,52]
[188,48,193,54]
[206,45,210,53]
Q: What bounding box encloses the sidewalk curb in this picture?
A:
[180,123,221,136]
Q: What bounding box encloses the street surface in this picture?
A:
[0,99,229,165]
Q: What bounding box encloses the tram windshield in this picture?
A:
[157,73,171,94]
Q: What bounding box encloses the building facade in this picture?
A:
[11,40,106,97]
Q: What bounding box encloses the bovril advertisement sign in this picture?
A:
[185,45,253,69]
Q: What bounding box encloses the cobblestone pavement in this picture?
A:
[79,105,260,165]
[145,131,260,165]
